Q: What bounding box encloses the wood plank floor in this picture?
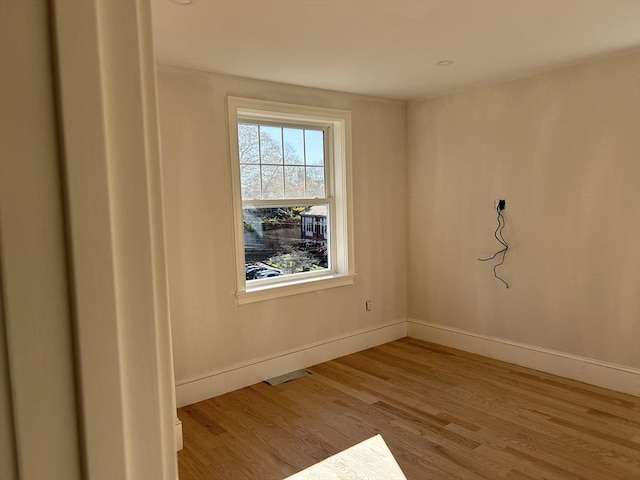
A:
[177,338,640,480]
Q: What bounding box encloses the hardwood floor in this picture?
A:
[177,338,640,480]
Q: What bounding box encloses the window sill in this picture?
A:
[237,273,356,305]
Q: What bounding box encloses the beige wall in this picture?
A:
[157,67,407,382]
[407,52,640,368]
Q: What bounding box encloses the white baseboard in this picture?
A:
[175,318,638,407]
[176,319,408,407]
[407,318,640,396]
[174,418,183,452]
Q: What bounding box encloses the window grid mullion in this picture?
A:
[257,125,263,198]
[241,198,328,209]
[279,127,284,198]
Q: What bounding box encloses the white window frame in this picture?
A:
[227,96,355,304]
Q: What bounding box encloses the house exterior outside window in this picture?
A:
[301,205,328,246]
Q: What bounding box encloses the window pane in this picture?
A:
[283,128,304,165]
[243,205,329,280]
[305,166,325,197]
[304,130,324,166]
[284,166,305,198]
[261,165,284,199]
[238,124,260,164]
[260,126,283,165]
[240,164,260,200]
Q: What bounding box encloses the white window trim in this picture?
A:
[227,96,355,304]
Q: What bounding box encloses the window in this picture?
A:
[228,97,355,303]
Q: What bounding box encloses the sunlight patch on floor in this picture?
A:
[285,434,407,480]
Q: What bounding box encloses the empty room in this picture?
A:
[151,1,640,478]
[1,1,638,479]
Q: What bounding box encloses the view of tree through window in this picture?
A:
[238,123,326,200]
[239,123,330,281]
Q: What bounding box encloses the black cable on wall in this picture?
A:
[478,199,509,288]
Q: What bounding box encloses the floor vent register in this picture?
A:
[264,369,311,386]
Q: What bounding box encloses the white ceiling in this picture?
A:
[151,0,640,101]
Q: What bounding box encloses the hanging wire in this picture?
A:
[478,202,509,288]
